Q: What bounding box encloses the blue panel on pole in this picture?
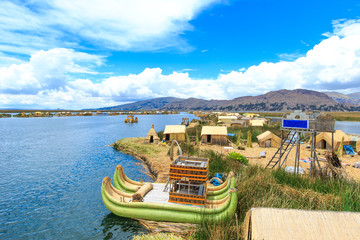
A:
[282,119,309,129]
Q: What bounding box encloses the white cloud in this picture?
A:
[0,0,220,58]
[0,48,105,94]
[1,19,360,109]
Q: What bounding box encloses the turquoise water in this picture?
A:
[0,113,195,240]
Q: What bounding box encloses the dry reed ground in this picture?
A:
[200,143,360,182]
[114,137,360,183]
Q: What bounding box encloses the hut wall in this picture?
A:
[201,135,207,144]
[316,139,352,151]
[316,141,332,150]
[258,139,280,148]
[212,135,228,146]
[168,133,185,142]
[201,135,228,146]
[258,140,266,148]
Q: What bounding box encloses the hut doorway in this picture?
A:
[165,134,170,141]
[319,139,327,149]
[265,140,271,148]
[150,136,154,143]
[207,135,211,143]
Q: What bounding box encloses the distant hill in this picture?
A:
[325,92,360,105]
[98,97,183,111]
[98,89,360,112]
[161,89,354,111]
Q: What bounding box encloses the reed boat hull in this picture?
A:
[101,177,237,224]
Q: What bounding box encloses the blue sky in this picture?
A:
[0,0,360,109]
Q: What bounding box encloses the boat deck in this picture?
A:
[142,183,204,208]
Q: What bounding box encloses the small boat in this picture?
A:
[101,165,237,223]
[124,115,138,123]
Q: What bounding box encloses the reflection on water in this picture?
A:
[0,113,195,239]
[100,214,147,240]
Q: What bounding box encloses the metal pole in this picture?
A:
[332,132,334,154]
[310,131,314,176]
[294,132,298,173]
[279,130,283,169]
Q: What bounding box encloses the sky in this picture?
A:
[0,0,360,109]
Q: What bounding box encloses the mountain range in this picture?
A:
[98,89,360,112]
[324,92,360,105]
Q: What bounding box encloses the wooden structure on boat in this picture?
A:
[144,124,160,144]
[265,110,335,175]
[124,115,138,123]
[168,156,209,206]
[181,117,190,126]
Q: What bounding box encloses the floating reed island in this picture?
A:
[109,111,360,239]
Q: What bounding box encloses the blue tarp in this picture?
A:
[210,173,224,186]
[344,145,356,155]
[227,133,235,137]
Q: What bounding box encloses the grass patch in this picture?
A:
[193,217,238,240]
[226,152,248,166]
[227,124,281,145]
[328,111,360,122]
[113,138,162,157]
[195,162,360,239]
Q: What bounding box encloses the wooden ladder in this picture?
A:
[265,131,296,169]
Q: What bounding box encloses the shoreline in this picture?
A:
[113,137,171,183]
[113,140,157,180]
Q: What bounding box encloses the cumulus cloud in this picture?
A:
[0,48,104,94]
[0,0,220,57]
[1,19,360,109]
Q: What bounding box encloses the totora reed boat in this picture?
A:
[101,165,237,223]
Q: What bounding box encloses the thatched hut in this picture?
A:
[250,119,266,127]
[218,116,237,124]
[201,126,228,145]
[356,140,360,154]
[145,124,160,144]
[316,130,352,151]
[230,120,247,127]
[244,208,360,240]
[163,125,186,142]
[256,131,281,148]
[33,111,43,117]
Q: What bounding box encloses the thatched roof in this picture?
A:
[163,125,186,134]
[218,116,237,120]
[145,124,160,140]
[201,126,227,136]
[316,130,352,145]
[256,131,280,142]
[250,119,265,127]
[231,120,247,126]
[244,208,360,240]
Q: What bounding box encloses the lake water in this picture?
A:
[0,113,195,240]
[335,121,360,135]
